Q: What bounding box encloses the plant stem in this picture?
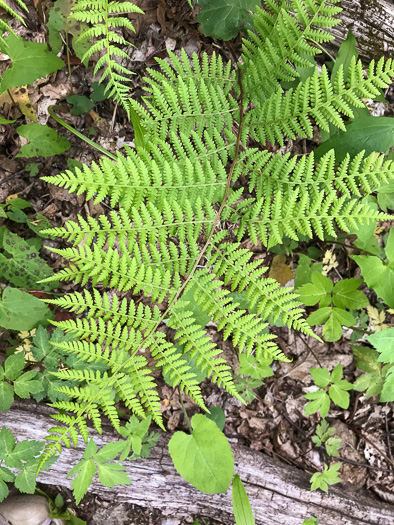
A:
[179,395,192,433]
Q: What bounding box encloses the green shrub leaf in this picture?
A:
[16,123,71,158]
[196,0,255,40]
[0,34,64,92]
[315,117,394,162]
[367,327,394,363]
[169,414,234,493]
[0,287,52,331]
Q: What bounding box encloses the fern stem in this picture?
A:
[48,105,117,160]
[65,33,73,95]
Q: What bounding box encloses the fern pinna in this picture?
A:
[40,0,394,463]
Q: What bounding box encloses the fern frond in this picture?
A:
[208,243,315,340]
[71,0,144,117]
[235,191,391,247]
[242,0,342,101]
[244,60,394,146]
[129,49,239,141]
[41,131,230,211]
[149,333,206,408]
[240,149,394,202]
[39,8,394,456]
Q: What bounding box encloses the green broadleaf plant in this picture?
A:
[169,414,234,493]
[310,463,341,492]
[16,123,71,158]
[0,287,53,331]
[0,426,48,501]
[299,274,368,341]
[67,439,131,504]
[0,34,64,93]
[352,344,393,402]
[196,0,255,41]
[311,420,341,457]
[304,364,352,418]
[352,227,394,308]
[0,226,54,291]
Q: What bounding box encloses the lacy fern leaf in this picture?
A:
[70,0,144,116]
[39,0,394,462]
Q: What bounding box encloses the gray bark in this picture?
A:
[1,402,394,525]
[328,1,394,60]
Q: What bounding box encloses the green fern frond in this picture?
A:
[243,59,394,147]
[235,191,391,247]
[39,0,394,458]
[239,150,394,202]
[129,49,239,141]
[168,302,241,399]
[70,0,144,117]
[208,243,315,340]
[242,0,342,101]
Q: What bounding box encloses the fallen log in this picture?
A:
[323,0,394,60]
[1,402,393,525]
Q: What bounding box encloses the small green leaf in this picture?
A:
[304,390,330,418]
[380,367,394,402]
[310,367,330,388]
[13,370,42,398]
[0,117,15,124]
[4,352,25,381]
[90,82,108,102]
[0,383,14,412]
[0,228,54,290]
[97,463,131,488]
[66,95,95,116]
[69,458,96,504]
[330,363,343,384]
[367,327,394,363]
[310,463,341,492]
[16,123,71,158]
[232,474,255,525]
[307,307,332,326]
[299,273,333,306]
[169,414,234,493]
[196,0,255,41]
[326,437,341,456]
[331,30,358,81]
[0,34,64,92]
[329,384,350,409]
[0,427,15,459]
[0,287,52,331]
[93,442,125,463]
[4,439,43,468]
[315,118,394,162]
[332,279,368,309]
[14,467,37,493]
[205,406,226,431]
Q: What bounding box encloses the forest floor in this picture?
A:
[0,0,393,523]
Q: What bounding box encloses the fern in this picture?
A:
[39,0,394,464]
[0,0,28,45]
[69,0,144,117]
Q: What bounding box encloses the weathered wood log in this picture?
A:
[325,0,394,60]
[1,402,394,525]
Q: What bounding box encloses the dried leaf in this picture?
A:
[269,254,293,285]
